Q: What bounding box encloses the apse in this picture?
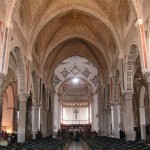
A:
[52,56,100,131]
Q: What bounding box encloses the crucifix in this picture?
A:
[73,109,79,119]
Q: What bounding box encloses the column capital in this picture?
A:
[32,101,39,109]
[18,93,28,102]
[39,73,43,78]
[27,55,33,62]
[135,18,143,27]
[118,53,124,60]
[111,101,120,106]
[122,91,134,100]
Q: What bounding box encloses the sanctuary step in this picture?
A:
[67,141,85,150]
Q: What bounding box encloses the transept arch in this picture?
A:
[42,33,110,74]
[41,33,111,83]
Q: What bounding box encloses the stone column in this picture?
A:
[53,93,59,132]
[110,105,114,137]
[113,103,120,138]
[139,107,146,140]
[41,108,47,137]
[146,73,150,105]
[91,100,94,131]
[0,73,5,131]
[58,94,61,129]
[93,93,99,132]
[124,93,135,140]
[32,102,40,139]
[106,109,111,137]
[98,89,104,135]
[17,93,27,142]
[103,109,107,136]
[51,93,54,133]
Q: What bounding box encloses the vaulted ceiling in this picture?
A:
[14,0,136,84]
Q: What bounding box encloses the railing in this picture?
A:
[62,120,89,124]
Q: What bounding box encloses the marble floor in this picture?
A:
[67,141,85,150]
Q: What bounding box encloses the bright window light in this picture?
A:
[72,77,79,83]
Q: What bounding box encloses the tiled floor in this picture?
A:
[68,141,85,150]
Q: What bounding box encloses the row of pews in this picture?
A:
[0,137,69,150]
[83,136,150,150]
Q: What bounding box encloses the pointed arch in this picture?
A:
[12,47,27,95]
[125,44,137,91]
[114,70,120,102]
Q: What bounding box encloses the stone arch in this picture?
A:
[5,0,22,26]
[131,0,143,19]
[58,77,93,95]
[2,83,16,132]
[12,47,26,95]
[30,5,122,55]
[6,1,139,34]
[32,71,39,103]
[42,33,111,75]
[114,70,120,103]
[125,44,137,91]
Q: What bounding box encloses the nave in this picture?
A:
[68,141,85,150]
[1,0,150,145]
[0,135,150,150]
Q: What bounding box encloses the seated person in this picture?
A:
[11,131,17,143]
[35,129,42,139]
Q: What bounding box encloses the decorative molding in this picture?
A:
[53,74,61,87]
[90,75,99,86]
[60,68,70,78]
[82,68,91,78]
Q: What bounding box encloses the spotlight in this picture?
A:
[72,77,79,84]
